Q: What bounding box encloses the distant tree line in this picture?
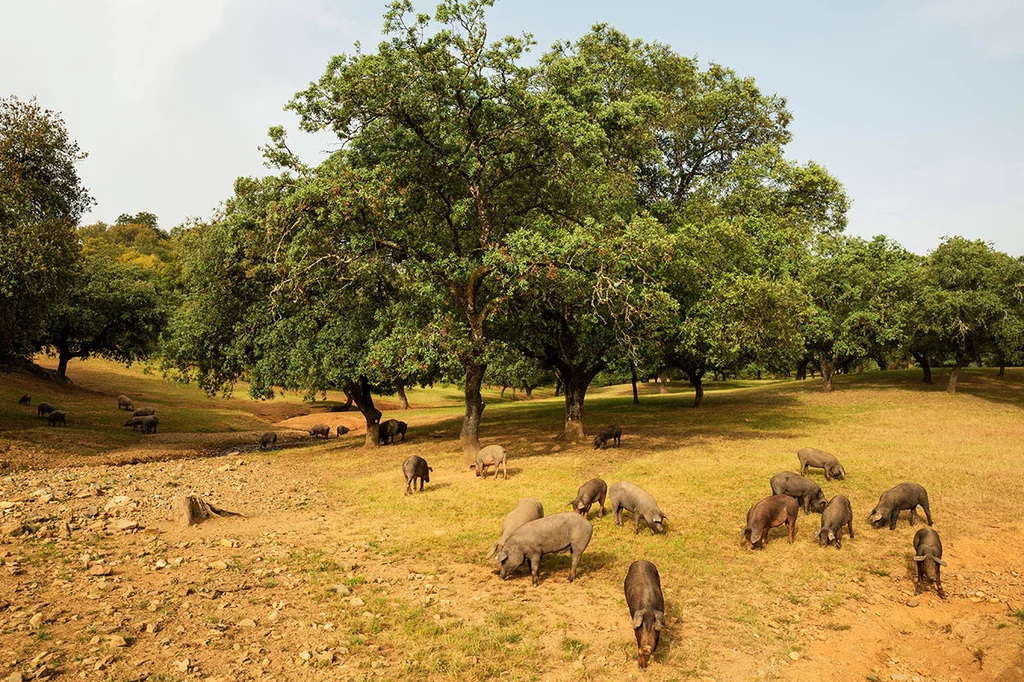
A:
[3,1,1022,459]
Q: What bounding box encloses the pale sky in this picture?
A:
[2,0,1021,255]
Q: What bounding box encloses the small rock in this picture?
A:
[348,596,365,607]
[89,564,112,576]
[299,651,312,661]
[330,585,351,596]
[238,618,257,628]
[891,675,908,682]
[105,635,128,648]
[208,560,228,570]
[906,599,920,607]
[6,672,24,682]
[29,613,44,630]
[173,658,190,673]
[789,652,800,661]
[116,520,138,531]
[219,538,238,548]
[316,651,334,665]
[1,521,25,536]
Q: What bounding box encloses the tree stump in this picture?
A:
[171,494,241,527]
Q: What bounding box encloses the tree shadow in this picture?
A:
[827,368,1024,408]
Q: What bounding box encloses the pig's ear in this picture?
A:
[495,550,509,563]
[486,543,498,559]
[936,558,946,566]
[869,512,882,522]
[428,467,433,472]
[828,530,836,542]
[914,555,926,562]
[631,610,645,629]
[659,514,668,522]
[567,501,574,508]
[654,612,666,631]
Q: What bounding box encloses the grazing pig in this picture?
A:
[124,416,146,430]
[336,425,350,437]
[37,402,56,418]
[116,394,134,411]
[48,410,67,427]
[475,445,507,480]
[797,447,846,480]
[624,560,665,669]
[140,415,158,434]
[132,407,156,417]
[259,431,277,449]
[18,394,30,406]
[487,498,544,558]
[744,494,798,549]
[378,419,400,445]
[593,424,622,449]
[869,483,932,530]
[609,481,667,535]
[309,423,331,439]
[402,455,432,494]
[493,512,593,586]
[913,527,947,598]
[817,495,854,548]
[568,478,607,518]
[770,471,827,514]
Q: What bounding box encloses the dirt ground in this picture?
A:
[1,448,1022,682]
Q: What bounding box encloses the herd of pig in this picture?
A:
[17,393,160,433]
[17,392,950,669]
[400,435,949,669]
[746,447,947,601]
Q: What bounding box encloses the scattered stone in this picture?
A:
[789,651,800,661]
[208,560,229,571]
[299,651,312,661]
[5,673,23,682]
[105,635,128,648]
[116,519,138,531]
[348,596,365,607]
[29,612,44,630]
[906,599,920,607]
[1,521,25,536]
[88,565,112,577]
[238,618,257,628]
[330,584,351,596]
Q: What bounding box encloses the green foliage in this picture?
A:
[916,237,1024,390]
[37,254,167,380]
[803,235,919,387]
[0,96,91,361]
[79,217,177,272]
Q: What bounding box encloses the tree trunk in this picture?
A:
[756,369,762,380]
[554,377,563,397]
[461,361,486,466]
[347,377,381,448]
[946,356,971,394]
[524,385,534,399]
[796,358,808,381]
[690,370,705,408]
[912,352,932,384]
[338,393,353,411]
[500,385,507,399]
[557,366,601,443]
[395,379,410,410]
[629,360,639,404]
[658,371,668,394]
[999,363,1006,377]
[820,356,837,392]
[57,352,71,382]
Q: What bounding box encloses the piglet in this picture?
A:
[913,527,946,598]
[744,494,798,549]
[568,478,607,518]
[609,482,667,535]
[624,560,665,669]
[817,495,853,548]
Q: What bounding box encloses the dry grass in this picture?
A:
[2,358,1023,679]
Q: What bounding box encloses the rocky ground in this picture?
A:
[2,450,1024,682]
